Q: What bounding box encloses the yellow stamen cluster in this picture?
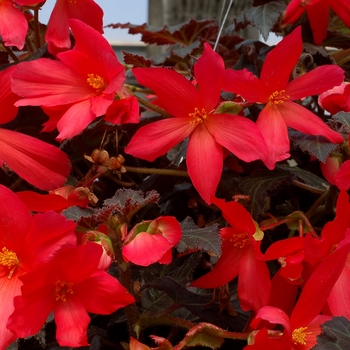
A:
[189,108,208,125]
[55,280,74,302]
[87,73,105,90]
[229,233,250,249]
[0,247,19,278]
[292,326,311,345]
[269,90,290,105]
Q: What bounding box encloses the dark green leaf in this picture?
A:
[238,1,286,41]
[62,206,96,222]
[141,276,239,329]
[332,111,350,134]
[238,168,291,218]
[177,217,221,257]
[289,129,339,162]
[277,165,329,191]
[314,317,350,350]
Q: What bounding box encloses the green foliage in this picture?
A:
[315,317,350,350]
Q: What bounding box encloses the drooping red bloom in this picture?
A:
[45,0,103,53]
[318,82,350,114]
[125,43,268,203]
[223,26,344,169]
[0,128,71,190]
[122,216,182,266]
[0,0,41,49]
[190,197,271,313]
[12,19,138,140]
[282,0,350,45]
[246,238,350,349]
[7,243,135,347]
[0,185,76,349]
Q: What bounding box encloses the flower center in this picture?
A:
[87,73,105,91]
[55,280,74,302]
[229,233,250,249]
[269,90,290,105]
[189,108,208,125]
[0,247,19,279]
[292,326,312,345]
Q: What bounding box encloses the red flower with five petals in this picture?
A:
[223,26,344,169]
[125,43,268,203]
[190,197,270,313]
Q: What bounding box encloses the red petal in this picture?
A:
[335,160,350,190]
[278,101,344,143]
[0,66,20,124]
[7,283,55,340]
[75,271,135,313]
[56,100,97,140]
[122,232,173,266]
[264,237,304,261]
[256,103,290,169]
[186,123,223,204]
[332,0,350,28]
[0,0,27,49]
[45,2,103,51]
[0,185,31,247]
[327,255,350,318]
[223,68,268,103]
[238,247,271,312]
[13,59,90,106]
[291,240,350,328]
[286,65,344,101]
[190,229,243,288]
[0,275,22,348]
[211,197,256,235]
[55,296,90,347]
[282,0,305,24]
[133,67,200,117]
[0,129,71,190]
[125,117,194,162]
[195,42,224,110]
[255,306,291,337]
[260,27,302,92]
[205,114,268,162]
[306,2,329,45]
[23,211,76,269]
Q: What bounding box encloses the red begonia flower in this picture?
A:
[223,26,344,169]
[0,185,76,349]
[12,19,131,140]
[282,0,350,45]
[247,239,350,349]
[318,82,350,114]
[0,128,71,190]
[7,243,135,347]
[45,0,103,53]
[190,197,270,313]
[125,43,268,203]
[122,216,182,266]
[0,0,40,49]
